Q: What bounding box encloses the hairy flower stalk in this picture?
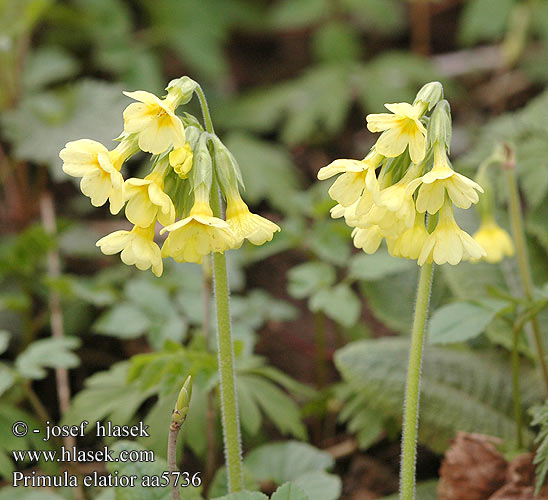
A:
[317,82,486,499]
[195,84,244,492]
[60,76,279,493]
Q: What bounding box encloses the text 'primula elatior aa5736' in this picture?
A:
[60,76,280,277]
[318,81,487,266]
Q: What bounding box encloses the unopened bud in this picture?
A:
[166,77,198,107]
[414,81,444,111]
[172,375,192,427]
[428,99,452,150]
[212,136,244,198]
[190,133,213,191]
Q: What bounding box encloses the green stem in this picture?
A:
[504,155,548,394]
[400,253,435,500]
[195,85,215,134]
[511,322,523,449]
[195,84,244,492]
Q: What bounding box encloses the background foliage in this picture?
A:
[2,0,548,498]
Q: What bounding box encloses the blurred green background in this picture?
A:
[3,0,548,498]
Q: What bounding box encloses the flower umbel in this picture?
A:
[318,82,486,269]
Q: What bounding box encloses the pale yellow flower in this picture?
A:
[352,226,384,254]
[366,102,427,163]
[124,172,175,228]
[318,152,383,207]
[418,202,486,266]
[169,143,193,179]
[60,139,125,214]
[472,220,514,263]
[225,190,280,247]
[388,211,429,260]
[407,143,483,215]
[96,222,163,277]
[160,186,236,264]
[123,90,185,155]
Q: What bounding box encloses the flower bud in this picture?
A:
[190,133,213,191]
[166,76,198,107]
[212,136,244,198]
[172,375,192,426]
[414,81,444,111]
[428,99,452,150]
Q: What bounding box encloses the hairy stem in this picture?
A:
[196,84,244,492]
[504,152,548,394]
[400,259,435,500]
[512,322,524,448]
[168,422,181,500]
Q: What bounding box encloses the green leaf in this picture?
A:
[0,488,64,500]
[271,482,308,500]
[242,376,307,439]
[268,0,329,30]
[23,46,79,90]
[223,133,301,213]
[530,401,548,495]
[0,365,15,397]
[0,330,9,354]
[309,284,361,328]
[244,441,333,484]
[335,338,535,452]
[15,337,81,379]
[292,472,341,500]
[94,302,150,339]
[287,262,336,299]
[359,266,421,333]
[312,22,361,62]
[61,362,154,430]
[208,466,260,499]
[356,52,444,113]
[428,301,499,345]
[349,250,414,281]
[1,80,127,178]
[458,0,515,45]
[213,493,267,500]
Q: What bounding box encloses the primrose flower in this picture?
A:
[473,220,514,263]
[123,90,186,154]
[225,189,280,247]
[388,211,429,260]
[366,102,427,163]
[418,201,486,266]
[318,152,383,207]
[352,226,384,254]
[124,170,175,228]
[96,222,163,277]
[407,142,483,215]
[169,143,194,179]
[160,185,236,264]
[60,139,129,214]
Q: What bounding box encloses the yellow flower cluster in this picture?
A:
[318,82,489,266]
[60,77,280,276]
